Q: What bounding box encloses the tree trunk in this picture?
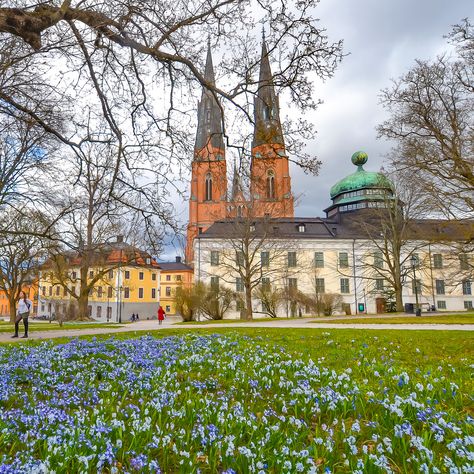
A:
[245,284,253,320]
[9,302,16,323]
[394,282,404,312]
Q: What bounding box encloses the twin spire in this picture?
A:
[194,37,284,158]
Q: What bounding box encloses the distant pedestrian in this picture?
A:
[136,313,139,321]
[12,291,33,339]
[131,313,136,322]
[158,306,166,325]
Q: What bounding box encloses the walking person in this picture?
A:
[12,291,33,339]
[157,305,166,326]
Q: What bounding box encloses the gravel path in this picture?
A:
[0,317,472,343]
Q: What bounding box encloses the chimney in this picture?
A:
[117,235,124,243]
[176,256,182,263]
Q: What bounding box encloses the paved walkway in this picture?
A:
[0,317,472,343]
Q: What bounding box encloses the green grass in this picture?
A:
[316,314,474,325]
[175,316,307,325]
[0,321,126,332]
[0,327,472,472]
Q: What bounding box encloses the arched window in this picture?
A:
[205,173,213,201]
[266,170,275,199]
[237,205,243,218]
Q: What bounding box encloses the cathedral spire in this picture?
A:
[252,38,284,149]
[194,42,225,157]
[231,161,243,200]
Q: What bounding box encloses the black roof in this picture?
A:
[196,214,474,242]
[158,262,193,271]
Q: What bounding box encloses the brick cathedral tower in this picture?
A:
[250,38,294,217]
[186,44,227,262]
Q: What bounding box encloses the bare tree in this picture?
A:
[254,284,284,318]
[199,283,234,320]
[378,19,474,218]
[0,210,51,322]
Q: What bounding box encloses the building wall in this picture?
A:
[159,269,194,315]
[0,282,39,318]
[194,238,473,317]
[38,265,161,321]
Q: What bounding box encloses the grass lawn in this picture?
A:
[316,313,474,325]
[0,321,126,332]
[0,327,472,472]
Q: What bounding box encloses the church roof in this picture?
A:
[194,42,225,154]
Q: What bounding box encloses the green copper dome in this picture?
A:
[330,152,394,199]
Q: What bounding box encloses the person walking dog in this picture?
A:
[158,306,166,325]
[13,291,33,339]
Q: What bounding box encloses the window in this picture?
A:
[152,273,157,281]
[236,251,244,267]
[314,252,324,268]
[124,270,130,279]
[236,278,244,292]
[339,252,349,268]
[411,254,420,268]
[288,278,298,292]
[433,254,443,269]
[166,305,171,313]
[375,279,384,291]
[315,278,325,294]
[97,306,102,318]
[89,270,94,279]
[287,252,297,267]
[266,170,275,199]
[249,223,255,232]
[176,275,182,281]
[165,287,171,297]
[124,287,130,299]
[237,205,243,218]
[41,304,45,312]
[166,274,171,281]
[462,280,472,295]
[97,286,103,298]
[88,305,92,317]
[146,257,151,265]
[210,276,219,291]
[437,300,446,310]
[460,254,470,270]
[464,301,473,310]
[340,278,350,293]
[71,286,76,297]
[261,251,270,267]
[63,287,67,296]
[108,270,114,279]
[42,286,46,296]
[107,307,112,320]
[55,286,60,296]
[435,280,445,295]
[261,277,270,291]
[72,271,77,279]
[210,251,219,266]
[138,288,144,299]
[49,286,52,296]
[152,288,156,299]
[107,287,113,298]
[374,252,384,269]
[205,173,213,201]
[298,224,305,233]
[412,279,422,295]
[236,299,244,311]
[139,272,144,280]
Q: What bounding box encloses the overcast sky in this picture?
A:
[160,0,472,260]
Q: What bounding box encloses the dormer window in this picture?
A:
[298,224,306,233]
[250,223,255,232]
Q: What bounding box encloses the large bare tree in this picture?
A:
[378,19,474,219]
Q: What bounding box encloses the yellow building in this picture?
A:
[158,257,193,315]
[38,237,161,322]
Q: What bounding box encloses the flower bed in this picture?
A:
[0,333,472,473]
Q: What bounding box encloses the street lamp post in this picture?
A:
[411,255,421,316]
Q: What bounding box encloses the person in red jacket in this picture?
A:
[157,305,166,325]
